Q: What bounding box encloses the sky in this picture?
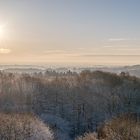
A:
[0,0,140,66]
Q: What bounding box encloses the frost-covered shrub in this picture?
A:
[76,133,98,140]
[0,113,53,140]
[98,114,140,140]
[76,114,140,140]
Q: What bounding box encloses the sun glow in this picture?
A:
[0,24,11,54]
[0,48,11,54]
[0,25,5,39]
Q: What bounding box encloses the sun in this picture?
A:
[0,25,5,39]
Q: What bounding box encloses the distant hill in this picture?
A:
[0,64,140,78]
[3,68,45,73]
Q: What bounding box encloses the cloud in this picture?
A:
[107,38,140,42]
[102,45,140,51]
[111,38,125,41]
[102,45,115,48]
[44,50,67,55]
[80,54,140,57]
[0,48,11,54]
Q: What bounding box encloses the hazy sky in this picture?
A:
[0,0,140,66]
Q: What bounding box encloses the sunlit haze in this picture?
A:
[0,0,140,66]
